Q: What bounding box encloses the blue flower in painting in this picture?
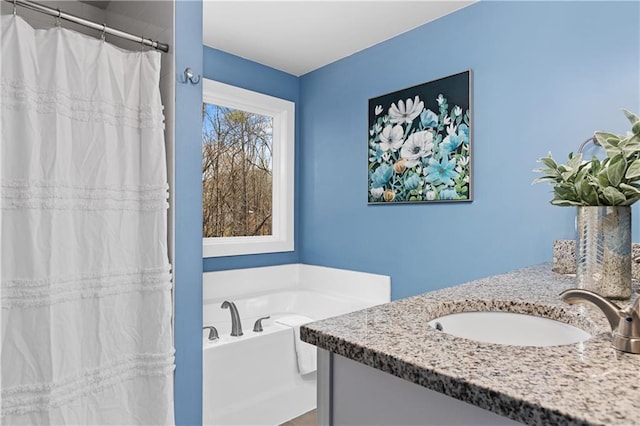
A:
[420,109,438,128]
[440,132,464,154]
[370,163,393,188]
[404,173,421,190]
[369,145,385,163]
[424,157,460,187]
[440,188,459,200]
[459,123,469,142]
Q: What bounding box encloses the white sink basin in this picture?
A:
[428,311,591,347]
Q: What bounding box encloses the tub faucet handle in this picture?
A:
[203,326,219,341]
[253,316,270,332]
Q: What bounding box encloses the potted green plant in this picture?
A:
[534,109,640,299]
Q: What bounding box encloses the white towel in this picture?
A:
[275,315,317,375]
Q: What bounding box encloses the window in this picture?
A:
[202,79,294,257]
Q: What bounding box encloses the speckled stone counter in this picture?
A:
[300,264,640,426]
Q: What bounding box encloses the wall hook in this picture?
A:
[182,67,201,85]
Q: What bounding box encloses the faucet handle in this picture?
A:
[203,326,219,341]
[253,316,270,332]
[560,288,640,354]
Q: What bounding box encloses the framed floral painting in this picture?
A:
[368,70,472,203]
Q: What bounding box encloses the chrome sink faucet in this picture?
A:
[560,289,640,354]
[221,301,243,336]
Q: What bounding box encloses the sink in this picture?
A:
[428,311,591,346]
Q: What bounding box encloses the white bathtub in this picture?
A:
[203,264,390,426]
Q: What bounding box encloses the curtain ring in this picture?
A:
[13,0,17,15]
[55,8,61,26]
[101,23,106,41]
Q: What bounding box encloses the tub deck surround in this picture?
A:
[202,264,391,426]
[301,264,640,426]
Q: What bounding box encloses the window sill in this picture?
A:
[203,236,294,258]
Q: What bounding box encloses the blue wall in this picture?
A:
[192,0,638,421]
[201,47,301,271]
[174,1,203,424]
[298,1,640,300]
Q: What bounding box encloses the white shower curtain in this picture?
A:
[1,15,174,425]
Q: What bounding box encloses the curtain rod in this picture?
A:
[5,0,169,53]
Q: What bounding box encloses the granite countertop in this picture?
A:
[300,263,640,426]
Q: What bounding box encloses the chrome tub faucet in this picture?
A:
[221,301,243,336]
[560,288,640,354]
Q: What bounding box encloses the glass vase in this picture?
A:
[576,206,632,299]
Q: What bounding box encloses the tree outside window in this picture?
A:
[202,104,273,238]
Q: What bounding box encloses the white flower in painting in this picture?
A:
[426,190,436,201]
[453,106,462,117]
[374,123,382,133]
[436,94,445,106]
[446,123,457,135]
[375,105,384,115]
[456,156,469,174]
[443,115,452,125]
[370,187,384,199]
[400,131,434,168]
[389,96,424,124]
[379,124,404,152]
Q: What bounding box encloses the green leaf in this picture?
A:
[532,167,560,178]
[539,155,558,169]
[567,152,583,170]
[594,131,620,146]
[554,186,578,203]
[582,184,599,205]
[597,169,611,188]
[622,108,640,125]
[532,176,553,185]
[574,177,583,197]
[595,132,623,157]
[591,157,601,174]
[626,159,640,180]
[603,187,626,205]
[621,138,640,157]
[551,199,583,206]
[606,154,626,186]
[560,170,575,181]
[623,193,640,205]
[620,183,640,195]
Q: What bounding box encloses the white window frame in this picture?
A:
[202,79,295,257]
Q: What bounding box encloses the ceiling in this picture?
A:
[203,1,475,77]
[80,0,111,9]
